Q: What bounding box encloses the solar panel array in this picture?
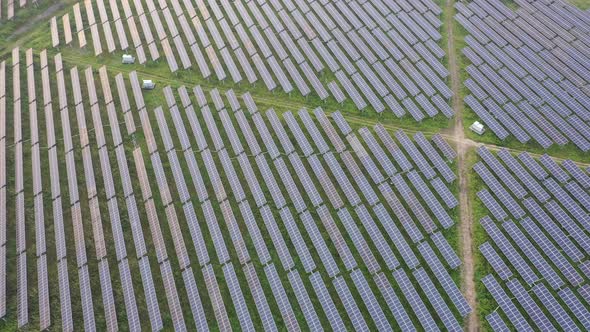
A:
[50,0,453,119]
[457,0,590,151]
[475,145,590,330]
[0,46,469,329]
[159,82,467,329]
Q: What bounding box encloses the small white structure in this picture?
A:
[470,121,485,135]
[142,80,155,90]
[122,54,135,64]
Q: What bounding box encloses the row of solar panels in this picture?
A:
[51,0,453,119]
[474,147,590,330]
[27,48,53,331]
[457,0,590,151]
[9,47,27,329]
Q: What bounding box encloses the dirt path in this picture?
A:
[444,0,479,330]
[10,2,65,38]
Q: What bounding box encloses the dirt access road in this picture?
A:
[445,0,479,330]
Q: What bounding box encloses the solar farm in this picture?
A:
[0,0,588,331]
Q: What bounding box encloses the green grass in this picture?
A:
[567,0,590,9]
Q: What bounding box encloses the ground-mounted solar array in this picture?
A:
[49,0,454,120]
[0,46,472,330]
[456,0,590,151]
[474,146,590,330]
[4,0,590,330]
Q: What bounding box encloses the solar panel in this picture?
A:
[265,264,299,331]
[486,312,509,332]
[347,134,385,185]
[558,287,590,331]
[284,111,314,156]
[419,242,472,316]
[480,217,538,285]
[393,269,438,330]
[479,240,512,280]
[332,275,368,331]
[202,264,231,331]
[273,158,306,212]
[355,204,399,270]
[316,205,357,271]
[289,154,324,208]
[358,128,397,177]
[219,150,246,203]
[281,207,316,272]
[202,200,230,264]
[222,263,254,331]
[349,270,391,330]
[324,152,361,207]
[377,183,424,244]
[308,272,345,330]
[260,205,294,270]
[235,203,267,265]
[288,270,321,331]
[506,279,554,331]
[540,154,571,183]
[408,170,454,229]
[372,125,412,172]
[340,151,380,207]
[395,130,436,179]
[544,199,590,255]
[520,216,584,286]
[160,261,184,331]
[221,201,251,266]
[431,177,459,209]
[392,174,437,233]
[114,260,138,332]
[473,162,525,219]
[413,268,462,332]
[477,189,508,221]
[283,59,310,96]
[431,232,461,269]
[533,284,578,331]
[497,149,550,202]
[503,220,564,289]
[562,160,590,189]
[517,152,548,180]
[482,274,532,331]
[338,207,381,273]
[477,147,526,198]
[565,181,590,212]
[524,198,582,263]
[243,263,276,332]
